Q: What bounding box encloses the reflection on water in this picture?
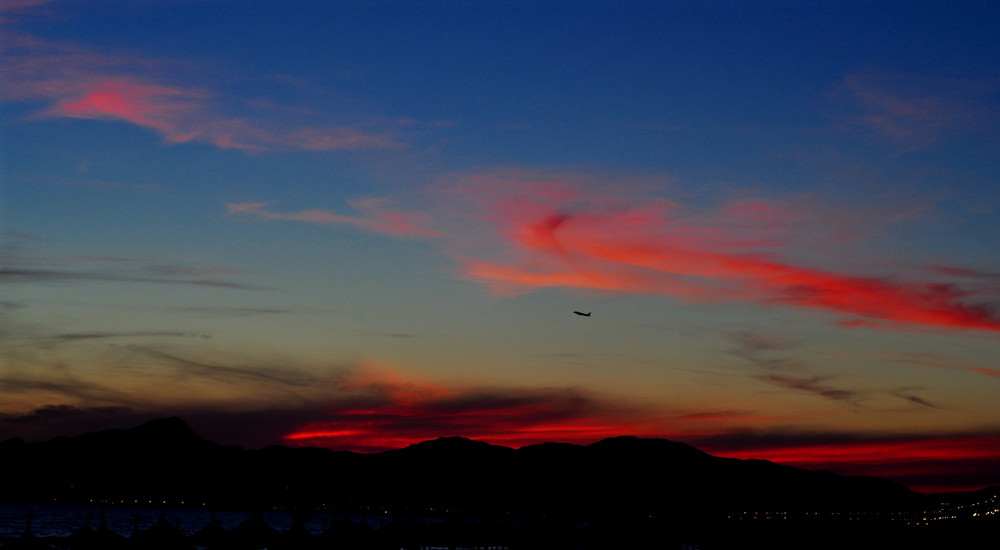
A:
[0,503,383,539]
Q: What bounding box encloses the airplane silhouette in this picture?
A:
[573,311,591,316]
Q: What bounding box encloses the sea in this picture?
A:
[0,502,390,539]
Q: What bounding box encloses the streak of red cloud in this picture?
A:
[226,200,440,238]
[877,353,1000,378]
[440,173,1000,333]
[282,364,664,453]
[705,433,1000,493]
[284,415,653,454]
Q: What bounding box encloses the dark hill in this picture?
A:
[0,418,924,518]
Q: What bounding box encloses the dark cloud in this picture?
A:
[723,330,804,370]
[0,349,649,451]
[0,266,272,290]
[755,373,862,406]
[723,329,860,404]
[130,347,348,393]
[29,331,211,348]
[724,330,799,353]
[889,388,941,409]
[172,306,298,317]
[4,327,656,450]
[4,334,614,449]
[0,302,211,349]
[1,241,271,291]
[0,373,142,408]
[279,379,658,454]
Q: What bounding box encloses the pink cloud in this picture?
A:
[0,0,57,16]
[435,171,1000,333]
[833,72,998,149]
[225,169,998,334]
[48,79,205,140]
[1,33,402,152]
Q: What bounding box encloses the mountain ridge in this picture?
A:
[0,417,947,518]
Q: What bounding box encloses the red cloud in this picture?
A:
[282,365,663,453]
[439,172,1000,333]
[705,433,1000,493]
[877,353,1000,379]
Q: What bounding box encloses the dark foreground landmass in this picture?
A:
[1,417,996,549]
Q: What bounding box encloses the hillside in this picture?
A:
[0,417,932,520]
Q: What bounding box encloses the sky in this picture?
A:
[1,0,998,494]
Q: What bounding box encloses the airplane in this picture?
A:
[573,311,591,317]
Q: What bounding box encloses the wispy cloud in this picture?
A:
[833,71,1000,150]
[0,31,403,152]
[722,330,865,407]
[0,0,57,21]
[723,330,943,410]
[227,199,440,238]
[888,388,941,409]
[0,266,271,290]
[0,244,270,291]
[227,169,1000,334]
[879,352,1000,379]
[26,330,211,349]
[171,305,298,317]
[435,171,1000,334]
[755,373,863,406]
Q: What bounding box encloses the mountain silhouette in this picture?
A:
[3,419,994,549]
[1,417,932,520]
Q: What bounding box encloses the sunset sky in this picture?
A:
[2,0,998,494]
